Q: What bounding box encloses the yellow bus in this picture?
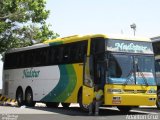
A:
[152,37,160,109]
[3,34,157,112]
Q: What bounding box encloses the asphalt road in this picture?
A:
[0,103,159,120]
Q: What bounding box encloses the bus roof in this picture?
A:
[6,34,151,53]
[44,34,151,43]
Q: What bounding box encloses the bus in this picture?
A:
[151,36,160,109]
[3,34,157,112]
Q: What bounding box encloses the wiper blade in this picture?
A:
[124,69,134,85]
[137,71,148,86]
[136,64,148,86]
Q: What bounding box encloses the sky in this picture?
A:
[0,0,160,89]
[46,0,160,37]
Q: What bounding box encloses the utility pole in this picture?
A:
[130,23,136,36]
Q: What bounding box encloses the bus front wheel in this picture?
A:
[46,102,59,108]
[78,92,89,112]
[61,103,70,108]
[156,89,160,109]
[117,106,132,113]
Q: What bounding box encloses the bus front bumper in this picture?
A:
[104,93,156,106]
[104,85,157,106]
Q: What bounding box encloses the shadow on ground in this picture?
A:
[23,106,154,116]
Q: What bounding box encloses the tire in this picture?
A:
[117,106,132,113]
[156,89,160,109]
[25,89,35,107]
[46,102,59,108]
[78,92,89,112]
[16,88,24,107]
[61,103,70,108]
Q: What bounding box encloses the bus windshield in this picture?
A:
[107,53,156,85]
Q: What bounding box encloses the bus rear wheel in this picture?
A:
[25,89,35,107]
[61,103,70,108]
[117,106,132,113]
[156,89,160,109]
[16,88,24,107]
[46,102,59,108]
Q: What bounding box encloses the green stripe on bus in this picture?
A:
[52,64,77,101]
[41,64,77,102]
[49,42,62,46]
[41,65,69,102]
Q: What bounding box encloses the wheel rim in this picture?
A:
[78,93,89,111]
[26,92,32,103]
[18,94,22,103]
[82,104,89,109]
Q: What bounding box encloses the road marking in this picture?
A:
[101,107,159,114]
[130,110,158,114]
[0,106,59,114]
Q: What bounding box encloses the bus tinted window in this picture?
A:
[4,40,88,69]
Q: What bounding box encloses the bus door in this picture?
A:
[95,61,106,90]
[82,56,94,105]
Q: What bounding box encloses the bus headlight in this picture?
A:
[107,89,123,94]
[147,89,157,94]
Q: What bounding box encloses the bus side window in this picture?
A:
[49,46,56,65]
[63,45,71,63]
[54,47,60,64]
[71,44,77,62]
[59,46,64,63]
[35,49,41,66]
[74,44,83,62]
[71,40,87,63]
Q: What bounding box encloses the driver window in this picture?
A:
[108,61,116,77]
[108,55,122,78]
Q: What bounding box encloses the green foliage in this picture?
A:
[0,0,59,55]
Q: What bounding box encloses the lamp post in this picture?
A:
[130,23,136,36]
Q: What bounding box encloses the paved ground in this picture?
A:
[0,103,159,120]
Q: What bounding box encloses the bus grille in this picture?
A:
[124,89,146,94]
[124,90,134,93]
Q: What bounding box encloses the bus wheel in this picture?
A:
[78,93,89,112]
[156,89,160,109]
[25,89,35,107]
[46,102,59,108]
[61,103,70,108]
[117,106,132,113]
[16,88,24,107]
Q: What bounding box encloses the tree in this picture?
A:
[0,0,59,55]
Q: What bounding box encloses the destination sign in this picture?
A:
[107,39,153,54]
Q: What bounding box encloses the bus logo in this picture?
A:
[115,43,147,52]
[23,68,40,78]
